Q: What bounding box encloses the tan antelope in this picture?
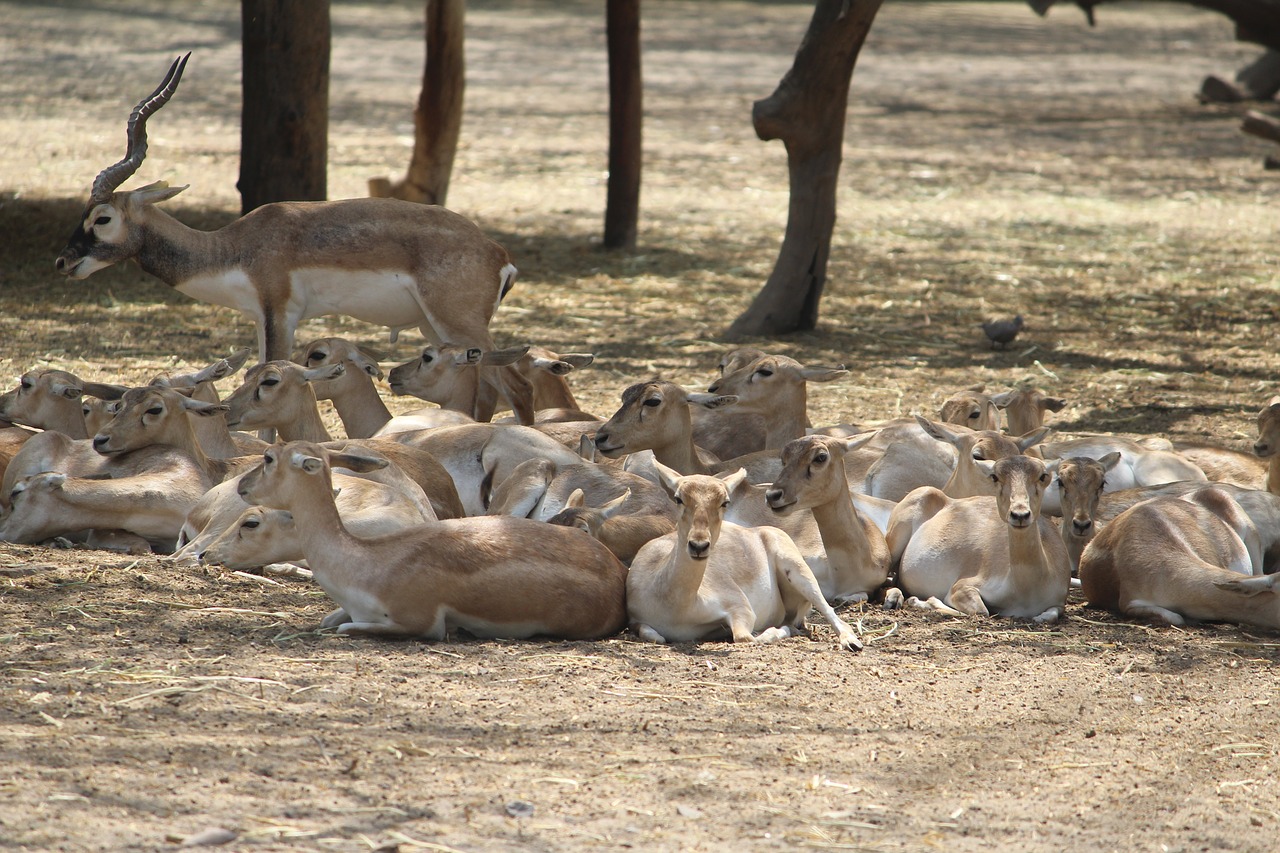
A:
[1,464,209,550]
[703,353,846,453]
[1048,453,1122,574]
[1038,434,1205,515]
[484,456,676,563]
[196,470,434,570]
[1252,396,1280,494]
[53,54,532,423]
[387,344,531,421]
[294,337,394,439]
[1078,486,1280,629]
[594,380,785,483]
[764,435,891,604]
[92,385,256,486]
[237,440,628,640]
[625,462,862,650]
[0,368,126,438]
[990,386,1066,436]
[890,455,1071,622]
[939,385,1001,432]
[874,416,1049,514]
[218,360,468,519]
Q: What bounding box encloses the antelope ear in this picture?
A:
[304,363,346,383]
[1097,451,1123,471]
[717,467,748,495]
[974,459,997,479]
[687,392,737,410]
[1015,427,1052,452]
[132,181,188,205]
[915,415,962,448]
[565,488,586,509]
[840,432,877,454]
[480,346,530,367]
[326,450,389,474]
[799,366,849,383]
[653,459,683,499]
[1044,397,1067,413]
[181,397,230,418]
[990,390,1014,408]
[51,380,84,400]
[599,489,631,518]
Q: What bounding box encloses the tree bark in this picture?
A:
[368,0,466,205]
[604,0,643,250]
[240,0,331,214]
[727,0,884,339]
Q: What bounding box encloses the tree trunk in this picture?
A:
[604,0,643,250]
[727,0,883,339]
[368,0,466,205]
[240,0,331,214]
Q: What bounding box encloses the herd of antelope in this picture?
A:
[9,55,1279,650]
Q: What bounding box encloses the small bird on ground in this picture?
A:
[982,314,1024,349]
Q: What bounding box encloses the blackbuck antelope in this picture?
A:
[1079,486,1280,629]
[238,441,628,640]
[53,54,532,424]
[889,455,1071,622]
[626,462,863,651]
[765,435,891,604]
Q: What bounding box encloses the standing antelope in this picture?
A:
[53,54,532,423]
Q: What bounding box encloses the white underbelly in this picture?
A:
[292,268,424,327]
[175,268,427,330]
[176,269,261,314]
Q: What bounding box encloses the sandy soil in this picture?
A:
[1,1,1278,850]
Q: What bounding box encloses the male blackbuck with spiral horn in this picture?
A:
[53,54,532,423]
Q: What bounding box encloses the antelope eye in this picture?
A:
[972,450,986,460]
[721,500,730,509]
[643,398,661,408]
[673,496,683,505]
[242,517,261,530]
[146,406,163,416]
[990,473,999,484]
[421,353,434,364]
[94,215,111,226]
[814,451,829,464]
[307,351,325,362]
[754,369,773,379]
[968,411,980,420]
[19,378,31,390]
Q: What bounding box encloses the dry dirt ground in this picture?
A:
[1,1,1279,850]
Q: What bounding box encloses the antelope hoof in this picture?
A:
[882,588,905,610]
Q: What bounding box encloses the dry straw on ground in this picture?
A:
[0,2,1277,851]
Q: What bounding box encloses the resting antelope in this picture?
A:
[594,380,785,483]
[764,435,891,604]
[0,467,209,551]
[1078,486,1280,629]
[484,457,676,564]
[890,455,1071,622]
[196,471,434,571]
[625,462,862,651]
[703,353,846,454]
[1049,453,1122,574]
[53,54,532,424]
[0,368,126,438]
[939,385,1001,432]
[990,386,1066,436]
[237,440,628,640]
[872,416,1049,509]
[388,344,531,422]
